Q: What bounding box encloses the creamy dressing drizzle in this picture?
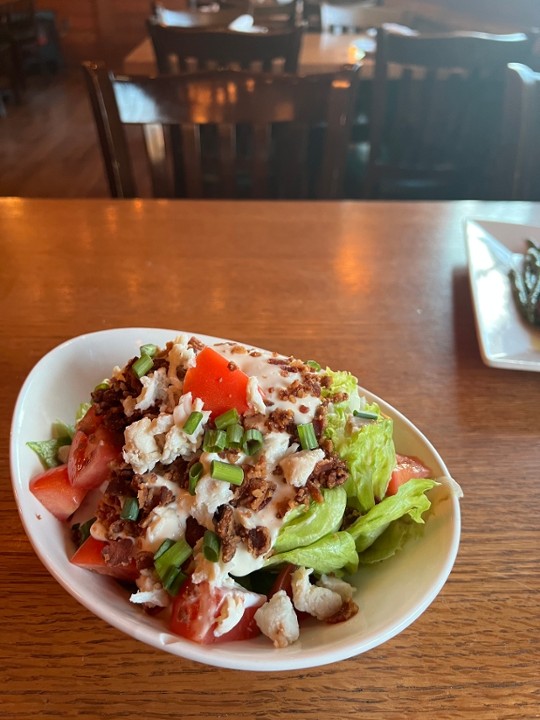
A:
[127,339,325,595]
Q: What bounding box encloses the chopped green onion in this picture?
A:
[226,423,244,449]
[306,360,321,371]
[203,429,227,453]
[242,428,264,455]
[132,353,154,378]
[203,530,221,562]
[188,461,203,495]
[154,538,192,582]
[93,380,110,392]
[297,422,318,450]
[214,408,240,430]
[161,566,187,596]
[211,460,244,486]
[153,538,175,561]
[353,410,379,420]
[140,343,158,358]
[121,496,139,521]
[183,411,203,436]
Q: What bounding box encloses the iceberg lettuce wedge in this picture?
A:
[347,478,438,552]
[273,487,347,554]
[265,531,358,575]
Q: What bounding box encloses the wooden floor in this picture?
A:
[0,70,109,198]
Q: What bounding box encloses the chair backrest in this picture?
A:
[365,29,534,199]
[147,18,302,72]
[496,63,540,201]
[151,3,245,28]
[82,61,359,199]
[320,3,412,34]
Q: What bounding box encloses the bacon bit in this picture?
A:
[325,599,359,624]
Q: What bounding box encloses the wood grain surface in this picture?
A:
[1,199,539,720]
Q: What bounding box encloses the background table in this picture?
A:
[122,31,373,75]
[1,199,539,719]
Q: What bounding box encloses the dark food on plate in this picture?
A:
[509,239,540,327]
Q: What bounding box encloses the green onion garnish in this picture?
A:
[226,423,244,449]
[203,429,227,453]
[297,422,318,450]
[154,538,192,582]
[161,566,187,596]
[153,538,175,561]
[306,360,321,371]
[140,343,158,358]
[214,408,240,430]
[188,461,203,495]
[132,353,154,378]
[211,460,244,486]
[353,410,379,420]
[121,496,139,521]
[183,411,203,436]
[202,530,221,562]
[93,380,110,392]
[242,428,264,455]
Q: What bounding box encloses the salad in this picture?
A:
[28,334,449,648]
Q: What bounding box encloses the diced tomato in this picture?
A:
[77,405,102,435]
[68,425,122,489]
[29,464,87,521]
[70,535,138,581]
[170,579,264,644]
[182,347,250,418]
[386,453,432,496]
[269,564,310,622]
[269,563,296,598]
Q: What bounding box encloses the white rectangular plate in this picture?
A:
[465,219,540,372]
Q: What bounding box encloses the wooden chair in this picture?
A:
[0,0,36,97]
[147,18,302,73]
[364,29,534,199]
[82,61,359,200]
[496,63,540,201]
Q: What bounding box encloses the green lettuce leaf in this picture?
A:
[274,487,347,554]
[347,478,438,552]
[357,517,424,564]
[27,438,70,469]
[265,531,358,575]
[330,415,396,513]
[322,370,395,513]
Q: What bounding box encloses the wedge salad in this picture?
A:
[28,334,451,648]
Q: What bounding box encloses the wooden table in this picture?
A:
[122,31,374,76]
[2,198,539,719]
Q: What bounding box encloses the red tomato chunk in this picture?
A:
[170,580,264,644]
[183,347,250,418]
[29,465,87,521]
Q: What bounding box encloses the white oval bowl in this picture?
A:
[10,328,461,671]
